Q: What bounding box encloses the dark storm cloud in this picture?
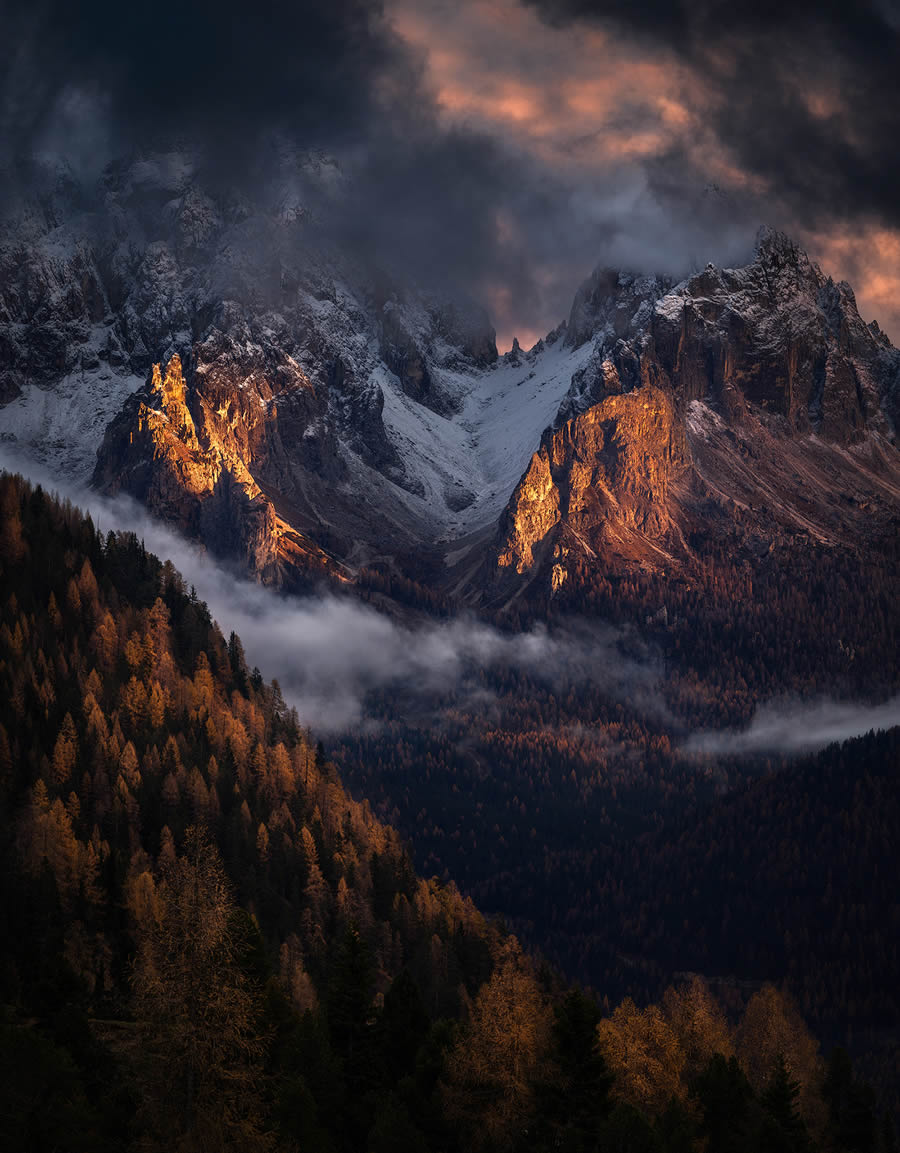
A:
[331,123,590,325]
[0,0,405,171]
[0,0,595,336]
[4,0,898,343]
[524,0,900,232]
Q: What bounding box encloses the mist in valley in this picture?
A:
[3,447,896,757]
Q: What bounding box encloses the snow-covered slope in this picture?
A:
[0,346,143,483]
[0,149,604,584]
[373,333,595,543]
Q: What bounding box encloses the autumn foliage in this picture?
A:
[0,472,895,1152]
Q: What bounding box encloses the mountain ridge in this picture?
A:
[488,229,899,603]
[1,155,898,605]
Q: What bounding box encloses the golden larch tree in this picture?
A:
[442,940,551,1150]
[131,825,269,1151]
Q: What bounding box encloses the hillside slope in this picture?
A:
[2,471,897,1150]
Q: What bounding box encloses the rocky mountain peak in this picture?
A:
[489,235,900,600]
[1,155,898,609]
[149,354,197,441]
[556,233,899,445]
[565,267,674,351]
[93,349,345,590]
[753,225,808,269]
[504,337,522,366]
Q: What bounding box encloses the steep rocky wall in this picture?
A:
[93,355,344,588]
[497,383,689,575]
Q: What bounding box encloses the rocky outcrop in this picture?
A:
[498,383,689,573]
[377,295,498,414]
[562,231,898,444]
[1,150,508,581]
[379,305,434,407]
[565,267,673,351]
[3,158,898,605]
[93,355,345,588]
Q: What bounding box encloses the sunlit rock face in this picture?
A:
[498,385,687,574]
[491,230,900,595]
[93,354,344,587]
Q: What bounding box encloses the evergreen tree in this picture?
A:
[823,1047,879,1153]
[367,1094,429,1153]
[378,969,430,1084]
[599,1102,662,1153]
[442,941,551,1151]
[691,1053,755,1153]
[326,924,377,1147]
[131,825,267,1150]
[760,1053,811,1153]
[542,987,614,1149]
[655,1096,694,1153]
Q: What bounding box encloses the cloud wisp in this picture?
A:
[4,448,896,749]
[685,696,900,757]
[0,448,658,733]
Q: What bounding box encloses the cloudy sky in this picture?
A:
[3,0,899,348]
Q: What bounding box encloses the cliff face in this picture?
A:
[558,231,899,438]
[497,384,689,577]
[93,354,344,587]
[492,231,900,596]
[1,151,504,583]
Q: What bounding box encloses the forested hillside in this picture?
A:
[0,471,894,1152]
[546,530,899,722]
[508,729,900,1112]
[335,694,900,1117]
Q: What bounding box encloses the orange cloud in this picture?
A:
[804,225,900,344]
[387,0,900,349]
[390,0,697,162]
[389,0,765,211]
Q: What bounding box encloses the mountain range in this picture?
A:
[2,151,897,612]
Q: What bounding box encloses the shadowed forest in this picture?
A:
[0,471,897,1151]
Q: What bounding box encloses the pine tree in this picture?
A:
[822,1047,877,1153]
[51,713,78,786]
[596,997,686,1115]
[542,987,613,1147]
[325,924,377,1148]
[760,1053,811,1152]
[691,1053,754,1153]
[442,940,551,1150]
[326,924,374,1062]
[378,969,430,1083]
